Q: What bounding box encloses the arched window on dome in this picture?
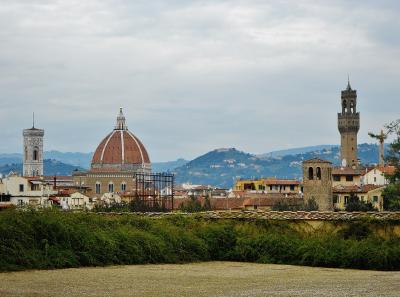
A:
[108,182,114,193]
[95,182,101,194]
[121,182,127,192]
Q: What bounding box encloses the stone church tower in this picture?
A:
[302,158,333,211]
[338,79,360,167]
[23,116,44,177]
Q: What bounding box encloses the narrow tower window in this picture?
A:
[342,100,347,113]
[316,167,322,180]
[308,167,314,180]
[33,149,38,161]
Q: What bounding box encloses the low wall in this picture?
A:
[95,210,400,221]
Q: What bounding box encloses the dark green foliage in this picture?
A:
[372,119,400,210]
[272,197,318,211]
[345,194,377,212]
[178,195,212,212]
[1,210,400,271]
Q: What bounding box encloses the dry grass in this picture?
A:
[0,262,399,297]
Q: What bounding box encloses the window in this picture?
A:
[333,175,340,181]
[33,148,38,161]
[18,199,23,206]
[95,182,101,194]
[316,167,321,180]
[344,196,349,204]
[374,177,377,183]
[290,185,295,191]
[333,195,338,204]
[373,196,378,203]
[108,183,114,193]
[121,183,127,192]
[19,184,24,192]
[308,167,314,180]
[269,185,273,191]
[346,175,353,182]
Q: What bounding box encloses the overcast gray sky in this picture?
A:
[0,0,399,161]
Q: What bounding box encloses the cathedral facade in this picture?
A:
[73,108,151,198]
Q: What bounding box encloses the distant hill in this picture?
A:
[173,144,388,188]
[0,144,388,186]
[0,151,186,172]
[258,145,337,159]
[0,159,83,176]
[152,159,188,173]
[0,151,93,169]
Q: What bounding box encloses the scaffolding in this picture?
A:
[134,172,174,211]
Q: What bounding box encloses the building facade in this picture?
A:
[338,80,360,167]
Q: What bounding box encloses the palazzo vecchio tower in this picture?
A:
[337,79,360,167]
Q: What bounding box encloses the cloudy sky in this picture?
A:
[0,0,399,161]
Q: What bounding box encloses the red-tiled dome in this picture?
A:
[91,109,151,172]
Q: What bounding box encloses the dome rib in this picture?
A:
[127,130,144,164]
[100,130,117,162]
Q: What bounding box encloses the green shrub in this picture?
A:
[1,210,400,271]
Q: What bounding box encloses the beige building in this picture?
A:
[234,178,301,194]
[0,174,55,206]
[73,108,151,199]
[332,167,363,187]
[333,184,384,211]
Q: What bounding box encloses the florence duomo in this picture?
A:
[1,1,400,294]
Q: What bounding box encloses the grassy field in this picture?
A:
[0,262,399,297]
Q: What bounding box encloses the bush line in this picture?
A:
[1,210,400,271]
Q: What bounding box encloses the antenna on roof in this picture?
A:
[32,112,35,128]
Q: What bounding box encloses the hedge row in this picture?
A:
[1,210,400,271]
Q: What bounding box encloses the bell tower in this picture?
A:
[23,114,44,177]
[338,79,360,167]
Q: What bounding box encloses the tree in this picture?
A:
[370,119,400,210]
[178,195,212,212]
[345,193,376,212]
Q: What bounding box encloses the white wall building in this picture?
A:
[361,166,395,186]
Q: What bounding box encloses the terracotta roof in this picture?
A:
[92,130,150,166]
[264,179,300,185]
[333,184,383,194]
[332,167,363,176]
[379,165,396,175]
[303,158,332,164]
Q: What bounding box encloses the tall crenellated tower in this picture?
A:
[338,79,360,167]
[23,114,44,177]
